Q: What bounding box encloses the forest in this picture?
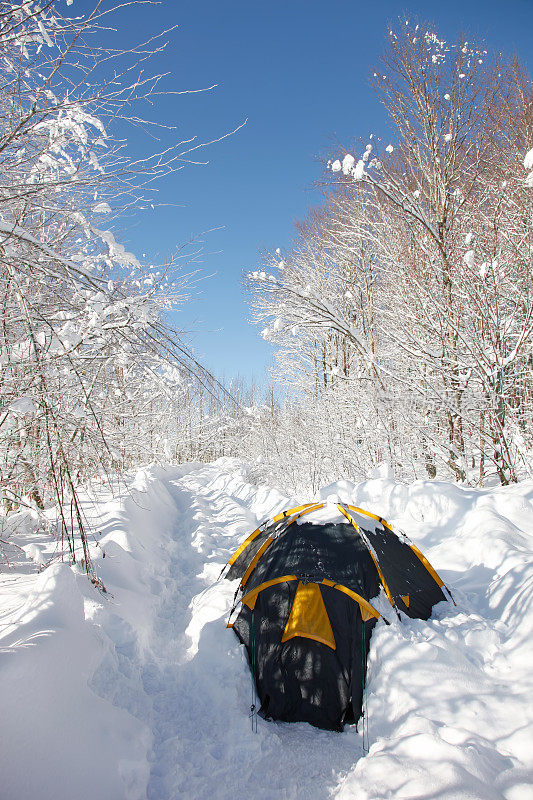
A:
[1,5,532,800]
[0,3,532,572]
[247,27,533,493]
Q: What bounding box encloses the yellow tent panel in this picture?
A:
[281,581,336,650]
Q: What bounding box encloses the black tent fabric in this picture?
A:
[243,522,379,597]
[224,502,451,732]
[233,580,374,730]
[337,504,448,620]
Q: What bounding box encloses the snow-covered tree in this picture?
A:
[247,19,533,487]
[0,1,233,578]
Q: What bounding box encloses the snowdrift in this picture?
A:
[1,459,532,800]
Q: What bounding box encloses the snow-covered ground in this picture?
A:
[1,459,532,800]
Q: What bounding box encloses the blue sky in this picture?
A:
[95,0,532,384]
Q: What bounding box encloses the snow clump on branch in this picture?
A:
[329,153,365,181]
[524,147,533,187]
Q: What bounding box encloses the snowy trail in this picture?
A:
[138,466,367,800]
[1,459,533,800]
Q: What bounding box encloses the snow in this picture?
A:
[342,154,355,175]
[7,397,37,416]
[463,249,475,268]
[0,562,150,800]
[366,462,394,480]
[21,542,45,565]
[353,159,365,180]
[94,228,141,270]
[331,156,365,180]
[1,460,533,800]
[523,147,533,171]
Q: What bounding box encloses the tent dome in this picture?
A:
[224,502,450,731]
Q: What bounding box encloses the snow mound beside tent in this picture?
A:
[1,459,532,800]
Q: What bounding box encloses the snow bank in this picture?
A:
[1,460,532,799]
[0,562,150,800]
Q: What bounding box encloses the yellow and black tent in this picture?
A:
[222,502,451,731]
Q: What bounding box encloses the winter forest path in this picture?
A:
[136,463,365,800]
[1,460,532,800]
[131,464,533,800]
